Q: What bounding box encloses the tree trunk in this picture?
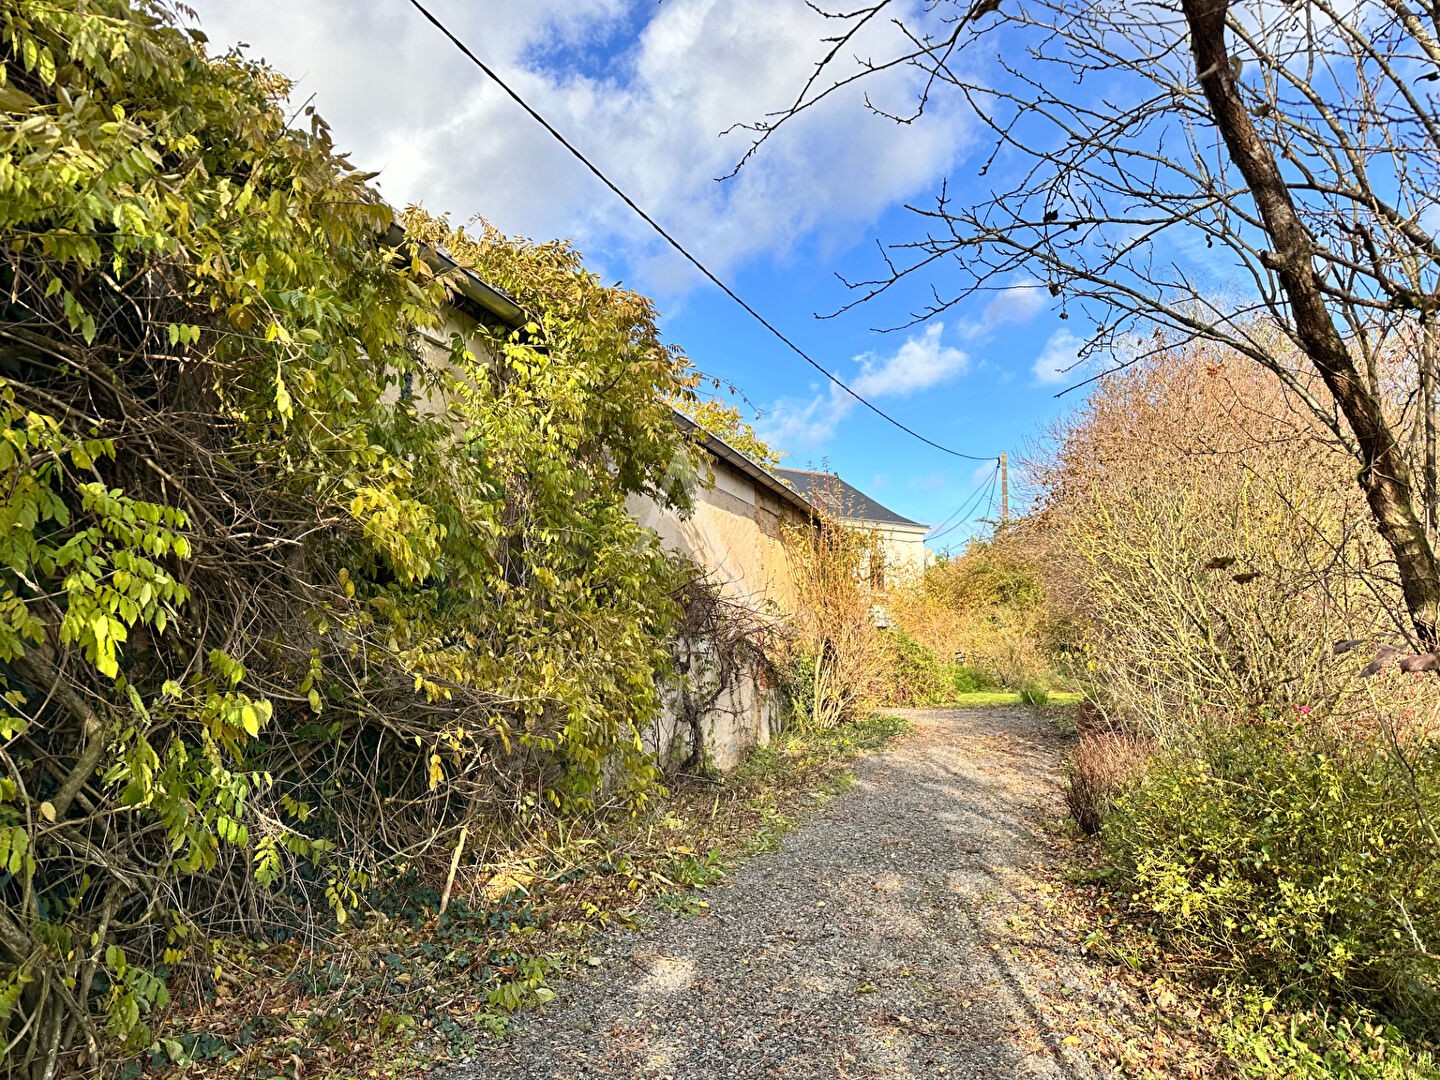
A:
[1182,0,1440,650]
[1422,323,1437,546]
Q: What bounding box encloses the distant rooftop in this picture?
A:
[772,468,926,528]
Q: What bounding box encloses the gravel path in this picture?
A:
[456,708,1103,1080]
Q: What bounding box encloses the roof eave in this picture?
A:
[853,516,930,532]
[384,222,528,330]
[672,413,814,518]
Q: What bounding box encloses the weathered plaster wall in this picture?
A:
[863,520,932,585]
[630,458,807,769]
[631,463,800,617]
[644,635,781,774]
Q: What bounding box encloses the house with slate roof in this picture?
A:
[772,468,931,591]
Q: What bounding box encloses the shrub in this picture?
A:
[780,650,820,727]
[872,632,1005,706]
[1064,731,1152,834]
[1028,342,1399,740]
[0,6,695,1070]
[1103,718,1440,1022]
[1018,683,1051,707]
[950,664,995,695]
[885,533,1068,695]
[880,631,951,706]
[1211,989,1440,1079]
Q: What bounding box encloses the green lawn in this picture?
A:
[948,690,1084,708]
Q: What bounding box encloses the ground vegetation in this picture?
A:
[1033,341,1440,1071]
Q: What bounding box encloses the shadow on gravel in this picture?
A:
[463,708,1119,1080]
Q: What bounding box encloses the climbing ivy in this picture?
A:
[0,3,695,1074]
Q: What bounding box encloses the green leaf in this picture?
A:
[274,372,293,421]
[0,84,38,112]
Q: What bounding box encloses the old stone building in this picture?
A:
[404,228,814,768]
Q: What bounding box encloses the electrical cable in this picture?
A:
[404,0,999,462]
[925,461,998,536]
[937,468,998,542]
[926,466,1000,544]
[929,468,999,544]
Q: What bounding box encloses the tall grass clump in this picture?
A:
[781,513,890,728]
[1064,730,1152,834]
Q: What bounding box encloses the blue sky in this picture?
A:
[189,0,1093,549]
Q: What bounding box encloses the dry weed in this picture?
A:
[1064,731,1153,835]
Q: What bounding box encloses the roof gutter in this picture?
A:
[384,222,528,329]
[671,411,814,519]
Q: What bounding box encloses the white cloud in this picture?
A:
[759,389,852,450]
[189,0,973,296]
[950,278,1050,343]
[978,281,1048,333]
[852,324,969,398]
[1032,328,1086,386]
[759,323,969,452]
[912,470,950,492]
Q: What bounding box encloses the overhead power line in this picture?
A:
[983,464,1000,523]
[927,465,1000,544]
[925,461,997,536]
[404,0,998,463]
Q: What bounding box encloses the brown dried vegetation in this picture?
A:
[1063,731,1153,836]
[1028,333,1428,740]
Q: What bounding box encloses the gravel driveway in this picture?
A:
[456,707,1102,1080]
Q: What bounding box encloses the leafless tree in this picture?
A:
[735,0,1440,649]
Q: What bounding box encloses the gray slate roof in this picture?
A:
[772,468,925,528]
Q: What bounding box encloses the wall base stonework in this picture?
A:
[649,642,785,771]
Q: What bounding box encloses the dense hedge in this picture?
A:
[0,3,697,1073]
[1105,718,1440,1028]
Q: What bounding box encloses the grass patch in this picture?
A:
[950,690,1084,708]
[143,713,909,1079]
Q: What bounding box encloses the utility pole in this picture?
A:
[999,452,1009,527]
